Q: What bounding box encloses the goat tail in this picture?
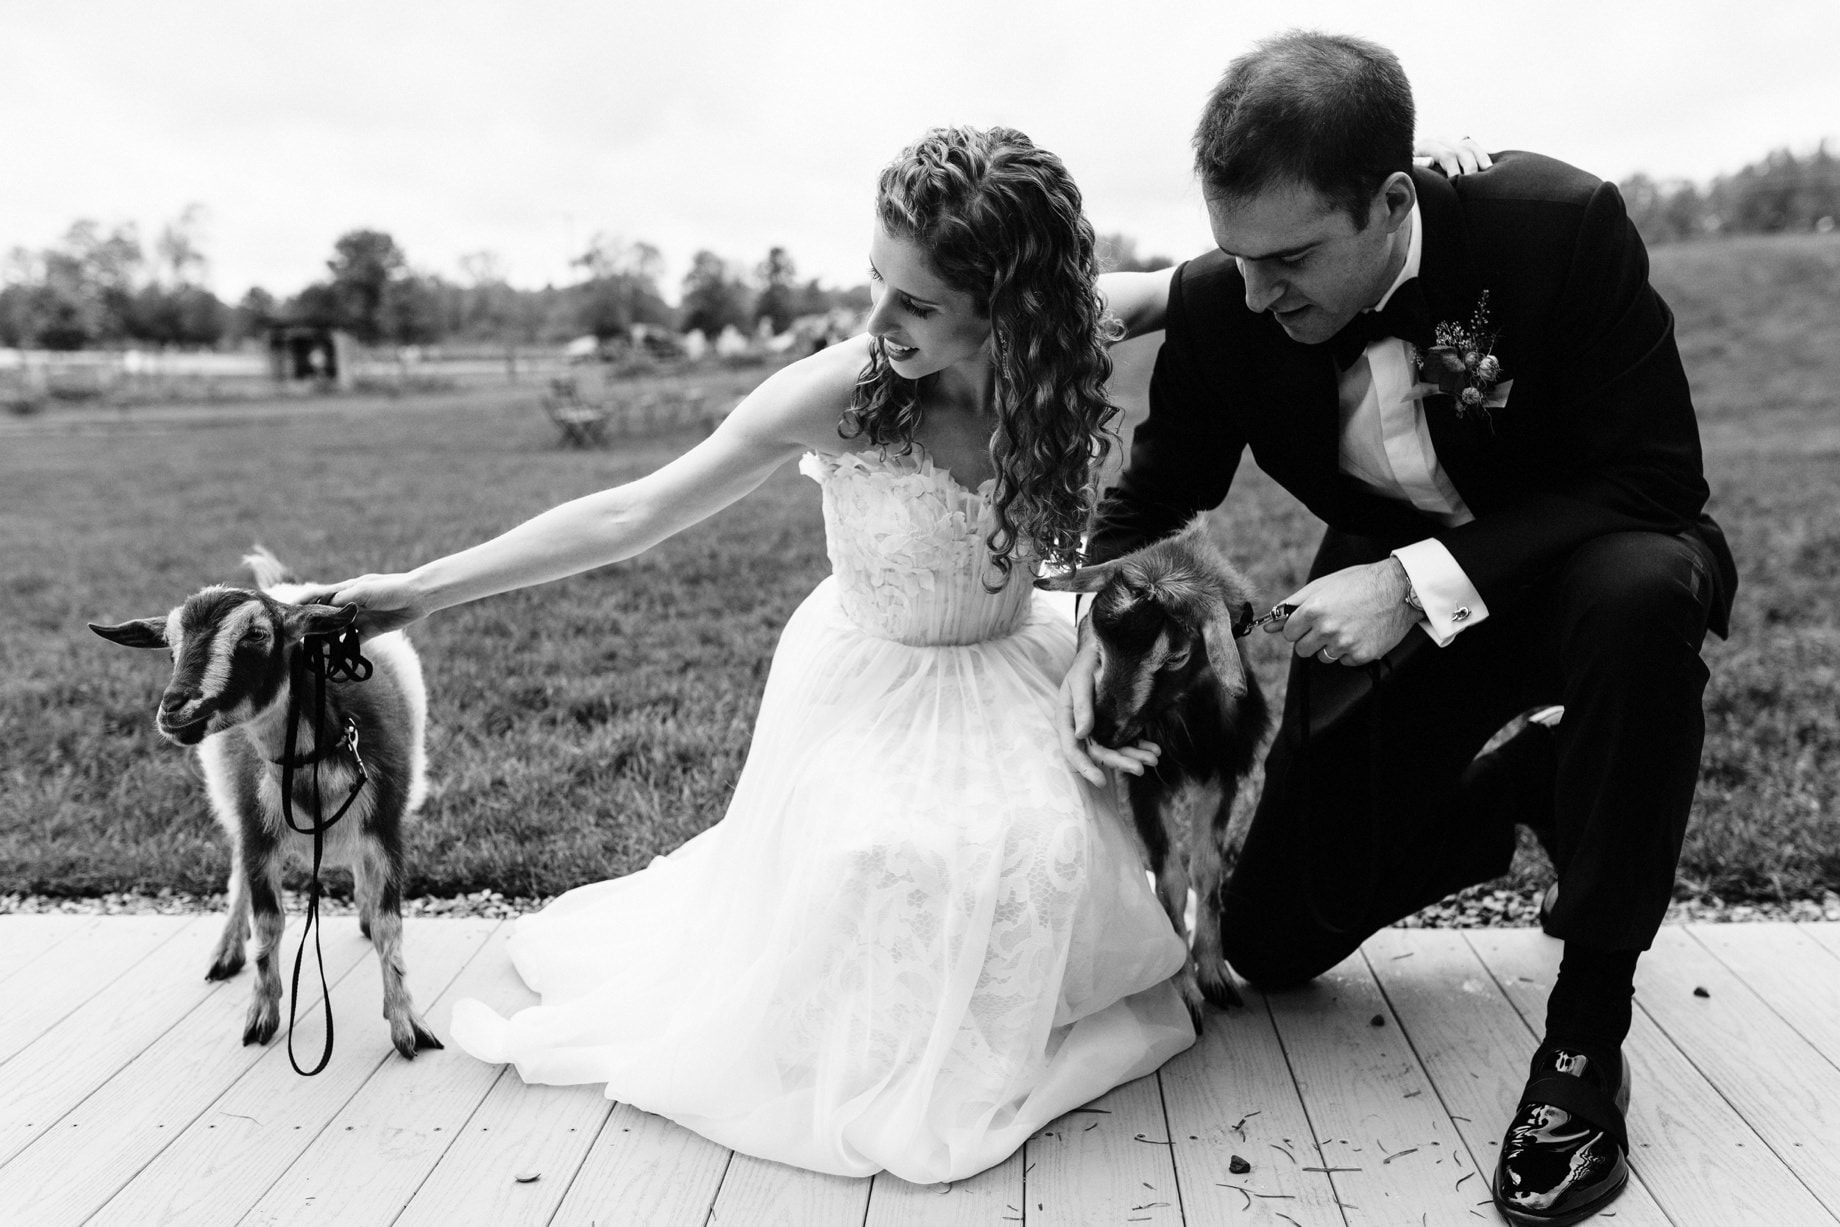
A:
[242,545,297,591]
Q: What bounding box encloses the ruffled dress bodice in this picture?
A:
[801,449,1034,647]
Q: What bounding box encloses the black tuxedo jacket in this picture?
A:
[1091,152,1736,637]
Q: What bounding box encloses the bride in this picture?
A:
[317,125,1483,1183]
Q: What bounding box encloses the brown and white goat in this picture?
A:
[90,548,440,1059]
[1042,518,1270,1028]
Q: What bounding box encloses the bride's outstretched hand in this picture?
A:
[1414,135,1493,176]
[294,573,432,640]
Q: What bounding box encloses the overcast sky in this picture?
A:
[4,0,1834,303]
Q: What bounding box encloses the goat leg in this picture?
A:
[1129,779,1207,1031]
[206,852,251,981]
[1160,860,1207,1033]
[1192,914,1245,1011]
[1189,793,1245,1012]
[241,848,286,1046]
[353,838,383,944]
[361,839,442,1058]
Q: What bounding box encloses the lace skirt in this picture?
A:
[450,579,1193,1183]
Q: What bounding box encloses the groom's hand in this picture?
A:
[1265,559,1423,666]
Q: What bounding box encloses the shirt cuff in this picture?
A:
[1392,539,1487,647]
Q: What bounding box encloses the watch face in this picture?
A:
[1392,557,1422,611]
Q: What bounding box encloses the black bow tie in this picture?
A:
[1324,279,1433,369]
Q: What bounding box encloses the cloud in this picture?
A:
[3,0,1832,300]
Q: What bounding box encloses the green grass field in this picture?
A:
[3,235,1835,905]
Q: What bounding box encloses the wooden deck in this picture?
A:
[2,917,1837,1226]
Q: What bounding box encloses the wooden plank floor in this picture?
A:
[2,917,1837,1226]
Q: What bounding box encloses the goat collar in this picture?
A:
[270,714,364,770]
[1231,600,1261,638]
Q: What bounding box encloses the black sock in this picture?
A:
[1543,944,1639,1058]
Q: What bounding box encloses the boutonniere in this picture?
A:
[1409,290,1512,426]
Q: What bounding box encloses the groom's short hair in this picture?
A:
[1194,30,1415,229]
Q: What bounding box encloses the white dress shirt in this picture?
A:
[1338,203,1489,646]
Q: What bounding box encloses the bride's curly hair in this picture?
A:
[840,125,1122,583]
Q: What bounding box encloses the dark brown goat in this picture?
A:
[1042,518,1270,1027]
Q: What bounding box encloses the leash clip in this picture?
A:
[1235,602,1295,638]
[342,717,368,784]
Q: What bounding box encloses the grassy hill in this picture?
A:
[1644,234,1840,898]
[1,234,1834,904]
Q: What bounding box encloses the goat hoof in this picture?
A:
[1199,967,1245,1011]
[392,1015,444,1059]
[1176,973,1206,1033]
[359,915,373,942]
[242,1011,280,1047]
[206,953,245,981]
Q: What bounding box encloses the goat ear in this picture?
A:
[290,602,360,637]
[1036,558,1124,594]
[1200,600,1251,702]
[89,618,171,649]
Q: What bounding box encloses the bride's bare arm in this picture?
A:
[318,341,866,637]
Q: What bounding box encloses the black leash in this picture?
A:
[276,625,372,1076]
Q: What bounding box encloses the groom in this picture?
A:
[1064,30,1736,1226]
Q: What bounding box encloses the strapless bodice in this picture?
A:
[801,449,1034,646]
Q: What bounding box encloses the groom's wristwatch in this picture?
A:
[1393,557,1425,615]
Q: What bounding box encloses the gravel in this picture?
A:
[6,885,1838,925]
[0,889,540,921]
[1393,884,1840,927]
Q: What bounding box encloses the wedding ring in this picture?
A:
[1319,649,1339,663]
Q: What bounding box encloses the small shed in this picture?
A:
[266,325,355,389]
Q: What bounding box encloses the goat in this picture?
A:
[1041,517,1270,1028]
[90,548,440,1059]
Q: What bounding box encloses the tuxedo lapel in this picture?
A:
[1410,168,1493,495]
[1413,166,1475,309]
[1256,330,1347,514]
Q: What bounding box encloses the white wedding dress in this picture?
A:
[450,448,1194,1183]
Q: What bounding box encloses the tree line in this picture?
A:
[0,207,228,351]
[1619,142,1837,245]
[4,141,1827,353]
[0,219,874,354]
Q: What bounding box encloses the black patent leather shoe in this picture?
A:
[1494,1044,1630,1225]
